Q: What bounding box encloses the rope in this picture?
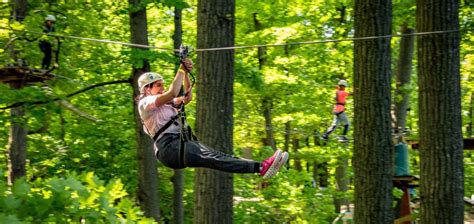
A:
[196,29,468,52]
[0,27,175,51]
[1,26,469,53]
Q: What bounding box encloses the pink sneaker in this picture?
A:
[274,152,289,173]
[260,150,283,179]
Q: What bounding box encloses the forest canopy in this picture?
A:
[0,0,472,223]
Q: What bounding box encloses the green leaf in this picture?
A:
[12,179,29,198]
[0,213,21,224]
[4,195,21,210]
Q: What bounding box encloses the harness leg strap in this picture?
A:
[179,134,186,167]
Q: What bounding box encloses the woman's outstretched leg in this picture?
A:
[184,141,288,178]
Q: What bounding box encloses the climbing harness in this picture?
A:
[150,44,197,167]
[152,114,180,141]
[176,45,197,167]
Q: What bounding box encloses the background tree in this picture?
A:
[10,0,27,22]
[416,0,464,222]
[0,0,472,222]
[393,24,414,135]
[253,13,277,151]
[171,4,185,224]
[194,0,235,223]
[353,0,393,223]
[6,0,28,185]
[128,0,160,221]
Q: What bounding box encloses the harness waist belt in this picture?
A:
[336,103,345,105]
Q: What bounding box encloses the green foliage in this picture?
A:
[234,169,337,223]
[0,0,472,223]
[465,152,474,197]
[0,171,155,223]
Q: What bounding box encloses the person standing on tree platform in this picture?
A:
[322,79,351,142]
[39,14,56,69]
[137,58,288,178]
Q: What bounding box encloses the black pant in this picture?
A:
[156,133,258,173]
[39,40,52,69]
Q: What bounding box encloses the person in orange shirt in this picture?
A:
[322,80,350,142]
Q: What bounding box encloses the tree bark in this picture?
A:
[262,96,276,150]
[292,137,302,172]
[334,157,349,214]
[128,0,160,221]
[284,122,291,169]
[253,13,276,151]
[10,0,27,22]
[7,83,27,185]
[313,162,328,188]
[468,94,473,137]
[194,0,235,223]
[416,0,463,223]
[7,0,28,185]
[393,24,415,135]
[171,6,184,224]
[284,122,290,152]
[353,0,393,223]
[313,129,329,188]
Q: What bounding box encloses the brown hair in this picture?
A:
[135,83,153,102]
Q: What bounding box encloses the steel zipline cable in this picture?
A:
[0,26,470,111]
[0,26,469,52]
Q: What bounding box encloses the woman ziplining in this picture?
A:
[136,49,288,178]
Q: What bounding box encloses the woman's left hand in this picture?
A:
[181,59,193,72]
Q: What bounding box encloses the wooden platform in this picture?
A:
[0,66,55,84]
[407,138,474,150]
[393,175,419,189]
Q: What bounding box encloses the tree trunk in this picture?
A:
[334,157,350,214]
[284,122,290,169]
[416,0,463,222]
[253,13,266,70]
[393,24,415,135]
[7,83,27,185]
[313,162,329,188]
[262,96,276,150]
[292,137,302,172]
[284,122,290,152]
[128,0,160,221]
[313,130,329,188]
[10,0,27,22]
[353,0,393,223]
[468,94,473,137]
[194,0,235,223]
[7,0,28,185]
[253,13,276,151]
[171,171,184,224]
[59,107,66,142]
[171,6,184,224]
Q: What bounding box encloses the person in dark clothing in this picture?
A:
[137,59,288,178]
[39,15,56,69]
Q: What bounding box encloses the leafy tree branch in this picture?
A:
[0,79,131,110]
